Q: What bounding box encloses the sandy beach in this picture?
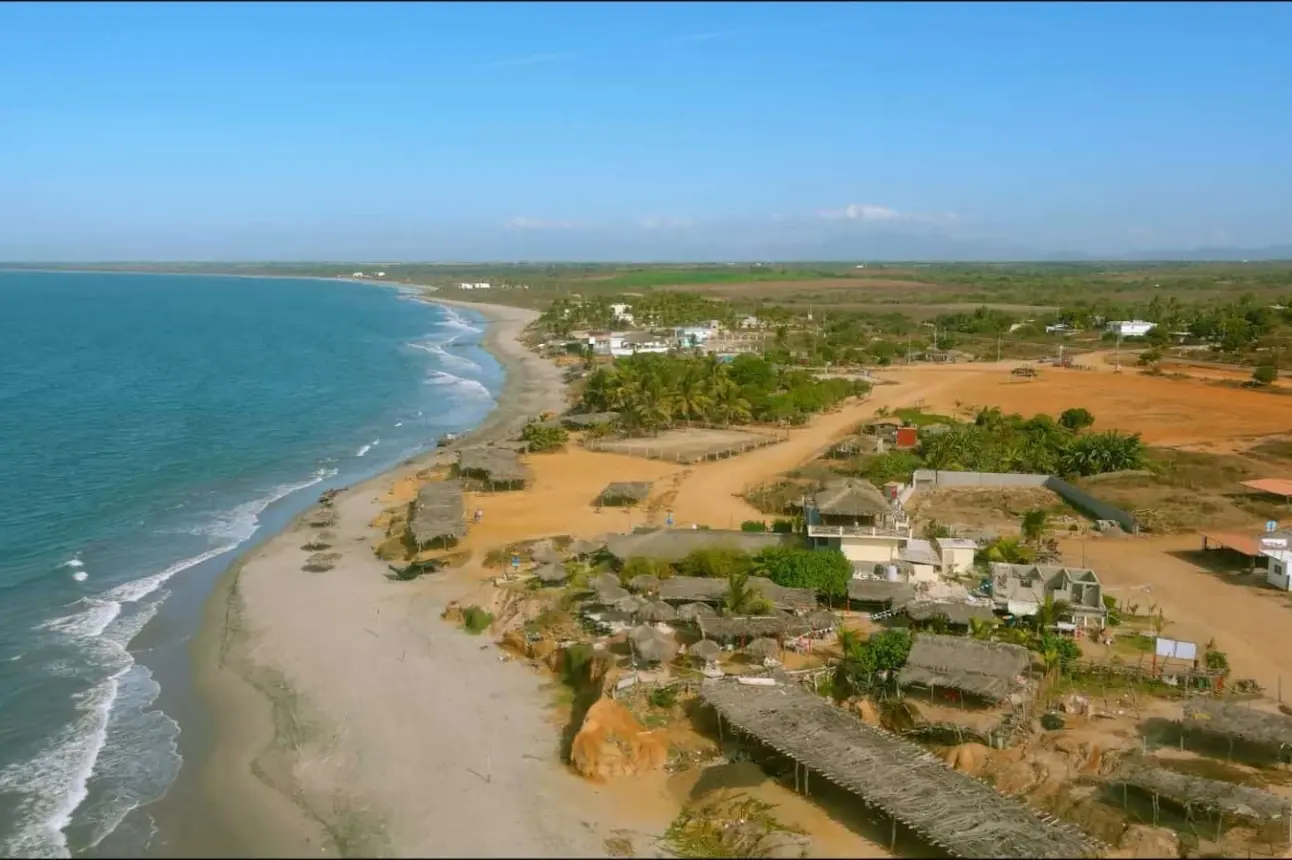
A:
[178,299,654,858]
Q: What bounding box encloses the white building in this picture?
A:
[459,282,474,290]
[375,271,386,278]
[1045,323,1074,334]
[738,315,762,330]
[473,282,491,290]
[352,271,365,278]
[1106,320,1155,337]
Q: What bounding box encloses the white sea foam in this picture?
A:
[407,339,481,371]
[439,307,483,334]
[62,557,85,569]
[394,422,403,427]
[10,465,340,857]
[425,370,494,402]
[72,572,88,583]
[356,443,371,457]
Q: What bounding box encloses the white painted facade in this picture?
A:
[1106,320,1156,337]
[1264,549,1292,590]
[936,538,978,576]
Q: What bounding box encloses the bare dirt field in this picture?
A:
[585,427,787,464]
[656,277,951,297]
[882,362,1292,450]
[906,486,1077,535]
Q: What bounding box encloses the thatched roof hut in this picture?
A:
[678,602,718,622]
[534,563,569,585]
[898,634,1032,704]
[596,584,630,605]
[1183,700,1292,763]
[627,574,661,594]
[847,578,916,608]
[613,594,647,614]
[410,480,468,548]
[640,600,677,623]
[566,538,605,558]
[303,552,341,572]
[700,677,1100,858]
[629,625,678,664]
[531,544,563,565]
[903,601,997,628]
[813,478,893,519]
[457,447,529,489]
[744,637,781,660]
[307,507,338,528]
[591,572,622,592]
[302,531,336,551]
[657,576,817,614]
[688,639,723,664]
[1111,763,1291,832]
[804,610,839,633]
[698,615,788,642]
[596,481,652,507]
[554,411,620,429]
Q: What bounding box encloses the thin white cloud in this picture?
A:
[638,216,696,229]
[819,203,958,225]
[504,216,580,230]
[478,52,574,71]
[667,29,748,44]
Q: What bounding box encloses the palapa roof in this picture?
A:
[688,639,723,662]
[813,478,893,518]
[604,529,790,564]
[558,411,620,428]
[457,447,529,484]
[627,573,661,594]
[1183,700,1292,750]
[700,677,1100,859]
[596,481,653,505]
[657,576,817,613]
[640,600,677,622]
[410,480,467,545]
[848,578,916,606]
[1112,763,1291,822]
[698,615,791,641]
[531,544,563,565]
[596,584,630,604]
[565,537,606,558]
[904,601,998,627]
[678,602,717,622]
[898,634,1031,703]
[744,637,781,658]
[591,572,622,591]
[534,563,569,584]
[629,625,678,663]
[804,610,839,631]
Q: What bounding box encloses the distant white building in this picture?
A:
[376,271,386,278]
[1106,320,1155,337]
[459,282,474,290]
[473,282,491,290]
[1044,323,1073,334]
[352,272,365,278]
[738,315,762,330]
[609,303,634,325]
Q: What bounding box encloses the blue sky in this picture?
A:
[2,1,1290,261]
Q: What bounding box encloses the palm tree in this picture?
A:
[724,570,763,616]
[968,617,997,641]
[672,366,713,426]
[982,537,1036,565]
[1020,509,1049,546]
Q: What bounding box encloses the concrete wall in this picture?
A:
[835,537,903,564]
[912,469,1138,534]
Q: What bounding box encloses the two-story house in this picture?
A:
[988,563,1107,629]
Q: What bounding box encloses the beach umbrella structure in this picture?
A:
[629,625,679,665]
[591,573,622,592]
[307,507,338,529]
[744,637,782,661]
[534,562,569,585]
[596,584,631,605]
[677,602,718,623]
[302,530,336,551]
[688,639,723,666]
[627,574,661,595]
[303,552,342,572]
[532,544,563,566]
[565,538,606,559]
[640,600,677,623]
[612,594,647,614]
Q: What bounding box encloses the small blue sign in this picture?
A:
[666,512,674,528]
[511,555,520,569]
[1268,520,1280,533]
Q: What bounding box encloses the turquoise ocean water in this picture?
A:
[0,271,502,857]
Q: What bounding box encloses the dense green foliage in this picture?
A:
[740,520,767,532]
[520,421,569,452]
[461,605,495,635]
[753,547,851,600]
[677,547,754,580]
[620,556,674,581]
[1253,363,1279,385]
[1058,407,1095,432]
[835,628,913,693]
[579,353,869,432]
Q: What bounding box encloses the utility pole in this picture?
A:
[997,337,1002,363]
[1115,330,1123,373]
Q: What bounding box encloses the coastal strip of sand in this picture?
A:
[174,300,647,858]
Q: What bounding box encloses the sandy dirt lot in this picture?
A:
[881,362,1292,449]
[587,426,785,463]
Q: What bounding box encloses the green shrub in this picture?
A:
[621,556,674,581]
[461,605,495,635]
[1253,364,1278,386]
[520,422,569,452]
[649,685,679,709]
[771,519,796,534]
[754,546,850,599]
[740,520,768,532]
[678,547,753,579]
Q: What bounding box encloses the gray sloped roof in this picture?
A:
[813,478,892,518]
[604,529,791,563]
[848,579,916,606]
[410,480,467,545]
[700,677,1100,858]
[898,633,1031,702]
[904,601,998,627]
[596,481,652,505]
